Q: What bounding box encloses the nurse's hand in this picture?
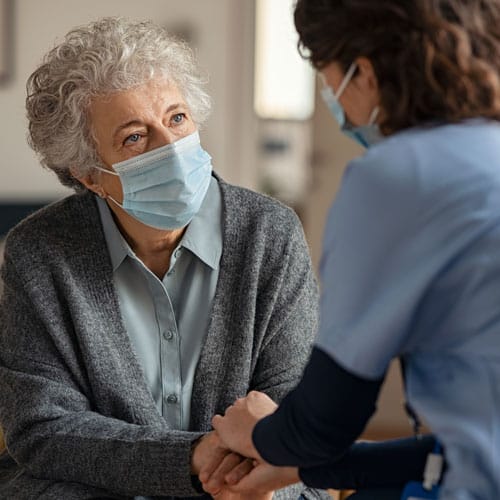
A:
[225,461,300,495]
[211,391,278,459]
[201,454,254,495]
[202,456,278,499]
[211,488,274,500]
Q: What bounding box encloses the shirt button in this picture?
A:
[166,394,178,404]
[174,249,181,258]
[163,330,174,341]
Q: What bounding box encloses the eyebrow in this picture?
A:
[111,102,189,140]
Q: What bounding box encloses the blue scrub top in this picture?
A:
[315,120,500,500]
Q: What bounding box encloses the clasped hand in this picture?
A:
[192,391,299,498]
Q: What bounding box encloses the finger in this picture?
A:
[225,457,254,485]
[225,466,262,494]
[211,489,234,500]
[204,453,244,493]
[210,489,225,499]
[232,464,300,494]
[198,447,230,484]
[211,414,223,431]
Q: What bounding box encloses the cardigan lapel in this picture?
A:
[189,178,252,431]
[64,193,163,424]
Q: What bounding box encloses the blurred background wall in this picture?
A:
[0,0,413,440]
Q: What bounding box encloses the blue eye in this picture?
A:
[172,113,185,124]
[125,133,141,144]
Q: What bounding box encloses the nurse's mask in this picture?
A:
[321,62,382,148]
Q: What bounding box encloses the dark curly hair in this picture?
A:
[294,0,500,134]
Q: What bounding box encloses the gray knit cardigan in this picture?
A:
[0,178,330,500]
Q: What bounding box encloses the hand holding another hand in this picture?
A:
[199,392,299,499]
[195,392,294,499]
[211,391,278,459]
[191,429,273,499]
[191,430,236,476]
[200,453,275,499]
[203,458,299,499]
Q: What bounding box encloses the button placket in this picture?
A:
[163,330,174,341]
[166,394,178,404]
[156,283,182,429]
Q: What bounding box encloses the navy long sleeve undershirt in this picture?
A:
[252,347,435,489]
[252,347,383,467]
[299,436,435,490]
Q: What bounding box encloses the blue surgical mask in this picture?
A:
[95,130,212,230]
[320,62,383,148]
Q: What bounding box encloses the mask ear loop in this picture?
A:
[368,106,380,125]
[94,165,119,176]
[92,165,120,202]
[338,63,380,128]
[335,62,358,99]
[318,62,357,100]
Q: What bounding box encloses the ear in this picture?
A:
[70,167,106,197]
[354,57,379,93]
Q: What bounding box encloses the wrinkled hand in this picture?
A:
[202,457,276,500]
[193,432,262,497]
[211,391,278,459]
[191,430,235,476]
[202,392,279,498]
[200,452,253,495]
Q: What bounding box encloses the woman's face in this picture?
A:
[82,78,197,204]
[321,58,380,127]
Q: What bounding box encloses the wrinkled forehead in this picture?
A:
[88,79,188,132]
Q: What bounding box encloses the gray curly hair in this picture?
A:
[26,17,212,191]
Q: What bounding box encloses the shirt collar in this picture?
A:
[95,175,222,272]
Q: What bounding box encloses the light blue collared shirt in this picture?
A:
[96,176,222,431]
[316,121,500,499]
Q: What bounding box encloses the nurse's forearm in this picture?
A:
[252,347,384,467]
[299,435,436,490]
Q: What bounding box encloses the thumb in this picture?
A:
[211,414,223,430]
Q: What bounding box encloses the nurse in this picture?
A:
[209,1,500,499]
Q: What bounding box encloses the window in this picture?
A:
[254,0,315,120]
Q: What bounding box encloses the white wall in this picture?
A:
[0,0,257,201]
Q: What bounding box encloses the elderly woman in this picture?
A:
[0,17,329,500]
